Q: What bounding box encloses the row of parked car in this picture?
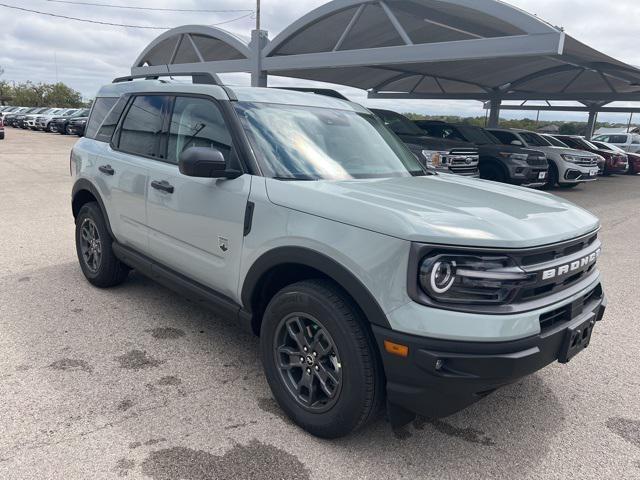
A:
[373,109,638,189]
[0,105,89,137]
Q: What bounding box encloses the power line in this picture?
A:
[43,0,253,14]
[0,3,254,29]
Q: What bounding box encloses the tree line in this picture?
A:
[403,112,635,136]
[0,78,85,108]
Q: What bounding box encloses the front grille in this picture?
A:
[539,283,603,332]
[527,156,547,166]
[574,157,597,167]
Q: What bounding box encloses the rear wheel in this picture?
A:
[75,202,129,288]
[260,279,384,438]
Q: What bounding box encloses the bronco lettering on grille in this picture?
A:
[541,248,601,280]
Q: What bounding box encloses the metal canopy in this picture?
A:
[131,0,640,135]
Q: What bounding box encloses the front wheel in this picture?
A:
[260,279,384,438]
[75,202,129,288]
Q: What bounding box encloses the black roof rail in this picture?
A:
[113,72,219,85]
[272,87,350,101]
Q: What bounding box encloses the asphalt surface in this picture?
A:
[1,127,639,479]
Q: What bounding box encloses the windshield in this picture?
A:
[593,141,623,153]
[544,135,568,147]
[63,110,77,116]
[457,125,499,145]
[573,137,599,150]
[519,131,552,147]
[235,102,426,180]
[371,110,426,136]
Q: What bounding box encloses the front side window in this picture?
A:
[235,102,425,180]
[117,95,170,158]
[167,97,233,164]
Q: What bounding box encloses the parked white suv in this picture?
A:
[592,132,640,154]
[70,76,606,438]
[488,128,600,188]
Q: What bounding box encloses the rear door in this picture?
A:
[145,95,251,299]
[90,95,168,251]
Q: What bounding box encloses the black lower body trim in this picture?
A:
[112,242,253,333]
[374,290,606,426]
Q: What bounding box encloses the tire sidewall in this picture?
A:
[75,203,111,282]
[260,285,374,437]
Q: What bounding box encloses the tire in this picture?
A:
[479,162,507,183]
[260,279,384,438]
[48,124,56,133]
[544,163,559,189]
[65,125,73,135]
[75,202,129,288]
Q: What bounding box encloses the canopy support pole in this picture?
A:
[585,109,598,140]
[488,98,502,127]
[251,29,269,87]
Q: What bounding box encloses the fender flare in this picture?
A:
[71,178,114,237]
[241,246,391,329]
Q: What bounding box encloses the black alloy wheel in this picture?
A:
[273,313,343,413]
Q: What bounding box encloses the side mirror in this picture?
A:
[511,140,523,146]
[178,147,241,179]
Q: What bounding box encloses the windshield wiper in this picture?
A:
[272,175,318,181]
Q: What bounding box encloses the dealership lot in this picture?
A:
[1,128,639,479]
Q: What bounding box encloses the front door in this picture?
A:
[146,95,251,300]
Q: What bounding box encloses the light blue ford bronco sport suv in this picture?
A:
[71,74,606,438]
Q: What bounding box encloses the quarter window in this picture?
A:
[166,97,233,164]
[118,95,170,158]
[85,97,118,140]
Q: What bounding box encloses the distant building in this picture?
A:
[537,124,560,134]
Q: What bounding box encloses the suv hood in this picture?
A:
[477,143,541,156]
[265,175,598,248]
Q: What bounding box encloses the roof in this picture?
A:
[96,80,366,112]
[131,0,640,105]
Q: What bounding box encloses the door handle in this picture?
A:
[150,180,174,194]
[98,164,115,175]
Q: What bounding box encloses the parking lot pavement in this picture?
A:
[1,127,639,480]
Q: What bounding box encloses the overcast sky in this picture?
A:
[1,0,639,122]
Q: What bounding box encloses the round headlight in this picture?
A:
[430,261,456,293]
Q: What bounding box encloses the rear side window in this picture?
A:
[117,95,171,158]
[85,97,118,140]
[166,96,233,164]
[608,135,628,144]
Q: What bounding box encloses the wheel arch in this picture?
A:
[72,178,114,237]
[241,247,391,336]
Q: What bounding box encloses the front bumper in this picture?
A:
[509,165,548,187]
[562,164,600,183]
[373,284,606,424]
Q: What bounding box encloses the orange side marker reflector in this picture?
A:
[384,340,409,358]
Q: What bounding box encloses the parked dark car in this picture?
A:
[67,115,89,136]
[49,109,90,134]
[552,135,628,175]
[0,115,4,140]
[415,120,549,187]
[591,140,640,175]
[371,109,479,176]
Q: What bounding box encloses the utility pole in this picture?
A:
[256,0,260,31]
